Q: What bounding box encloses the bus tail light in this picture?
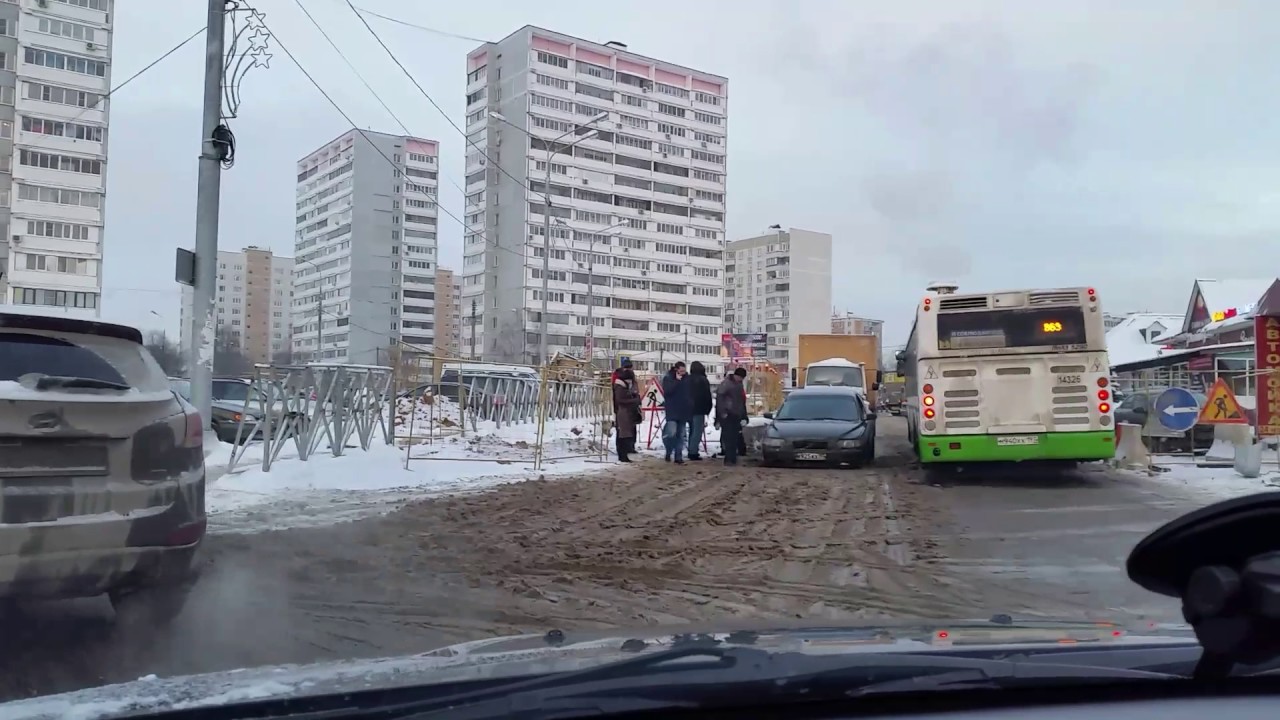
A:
[924,407,936,419]
[1098,402,1111,414]
[923,298,932,312]
[923,384,934,394]
[1097,377,1109,388]
[1088,287,1097,303]
[1097,389,1109,401]
[923,395,935,407]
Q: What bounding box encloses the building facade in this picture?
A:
[179,246,293,365]
[433,267,461,358]
[724,227,832,375]
[463,26,729,376]
[1,0,112,316]
[831,312,884,370]
[291,129,439,364]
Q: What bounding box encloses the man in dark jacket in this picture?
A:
[686,361,713,460]
[715,367,749,466]
[660,361,691,463]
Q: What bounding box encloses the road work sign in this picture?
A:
[1197,378,1248,425]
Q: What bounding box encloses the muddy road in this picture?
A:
[0,418,1206,701]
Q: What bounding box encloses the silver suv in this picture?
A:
[0,311,206,625]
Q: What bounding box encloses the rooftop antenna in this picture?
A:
[926,281,960,295]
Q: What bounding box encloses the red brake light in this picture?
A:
[1087,288,1096,296]
[1098,389,1109,401]
[1098,402,1111,414]
[923,383,934,394]
[924,408,935,419]
[183,411,203,449]
[1097,377,1109,388]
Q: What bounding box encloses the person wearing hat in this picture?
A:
[610,357,634,414]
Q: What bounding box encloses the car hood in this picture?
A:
[1,619,1195,719]
[769,420,867,439]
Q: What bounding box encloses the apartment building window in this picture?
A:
[26,81,102,109]
[19,149,103,175]
[0,52,12,71]
[536,51,569,69]
[0,18,14,37]
[53,0,110,10]
[36,17,97,42]
[23,115,104,142]
[12,286,98,308]
[23,48,107,77]
[17,183,100,208]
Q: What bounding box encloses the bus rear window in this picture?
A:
[937,308,1088,349]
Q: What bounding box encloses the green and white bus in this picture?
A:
[897,283,1116,465]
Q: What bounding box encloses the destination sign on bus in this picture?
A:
[937,308,1087,350]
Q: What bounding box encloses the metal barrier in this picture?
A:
[398,355,614,471]
[224,362,394,473]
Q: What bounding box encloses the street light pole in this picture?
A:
[490,111,609,367]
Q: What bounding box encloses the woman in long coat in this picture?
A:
[612,368,641,462]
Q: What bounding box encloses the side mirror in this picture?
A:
[872,382,881,391]
[763,412,774,420]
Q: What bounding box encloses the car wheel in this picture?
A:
[109,582,193,628]
[863,443,876,466]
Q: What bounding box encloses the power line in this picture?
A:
[348,5,490,44]
[342,0,535,196]
[32,27,205,137]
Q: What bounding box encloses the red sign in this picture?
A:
[1257,315,1280,437]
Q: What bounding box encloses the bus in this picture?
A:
[897,283,1115,465]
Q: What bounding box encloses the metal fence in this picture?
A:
[224,362,395,473]
[395,354,614,471]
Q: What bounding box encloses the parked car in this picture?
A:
[760,386,877,467]
[0,311,205,624]
[1114,388,1213,453]
[168,378,263,444]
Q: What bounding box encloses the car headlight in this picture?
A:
[837,439,861,449]
[763,438,784,448]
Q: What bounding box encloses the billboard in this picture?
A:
[721,332,768,363]
[1257,314,1280,437]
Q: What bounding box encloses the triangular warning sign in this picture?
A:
[1197,378,1248,425]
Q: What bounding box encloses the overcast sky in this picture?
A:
[103,0,1280,351]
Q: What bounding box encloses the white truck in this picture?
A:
[798,358,874,413]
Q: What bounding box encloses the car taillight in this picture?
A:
[132,412,203,483]
[183,410,203,449]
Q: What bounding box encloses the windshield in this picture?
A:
[8,5,1275,718]
[776,394,864,421]
[806,366,863,387]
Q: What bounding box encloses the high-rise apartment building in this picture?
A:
[180,246,294,364]
[1,0,112,316]
[831,312,884,369]
[724,227,832,376]
[433,267,461,358]
[292,129,439,364]
[463,27,729,376]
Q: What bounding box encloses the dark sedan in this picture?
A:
[761,386,876,467]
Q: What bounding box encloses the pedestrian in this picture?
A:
[716,367,748,466]
[687,361,712,461]
[610,357,634,414]
[612,367,642,462]
[660,361,691,463]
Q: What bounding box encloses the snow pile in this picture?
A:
[203,418,614,533]
[1121,454,1280,503]
[393,393,464,436]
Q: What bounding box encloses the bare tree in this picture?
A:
[488,315,528,364]
[143,330,184,377]
[213,325,252,377]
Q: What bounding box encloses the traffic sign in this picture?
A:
[1155,387,1201,432]
[1197,378,1248,425]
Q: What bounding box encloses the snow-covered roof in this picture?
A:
[1106,313,1183,367]
[1182,278,1276,333]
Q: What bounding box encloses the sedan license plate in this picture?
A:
[996,435,1040,446]
[795,452,826,461]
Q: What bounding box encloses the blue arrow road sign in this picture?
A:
[1155,387,1201,432]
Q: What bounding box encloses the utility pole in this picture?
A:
[188,0,227,430]
[539,157,552,367]
[683,328,689,364]
[583,229,595,363]
[470,298,477,359]
[316,293,323,362]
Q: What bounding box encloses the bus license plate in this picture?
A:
[796,452,826,461]
[996,435,1040,446]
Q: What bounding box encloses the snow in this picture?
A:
[203,412,614,533]
[1193,278,1275,323]
[1104,313,1183,367]
[0,380,173,403]
[1119,454,1280,504]
[808,357,860,367]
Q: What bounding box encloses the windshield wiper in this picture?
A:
[287,645,1180,720]
[31,375,130,391]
